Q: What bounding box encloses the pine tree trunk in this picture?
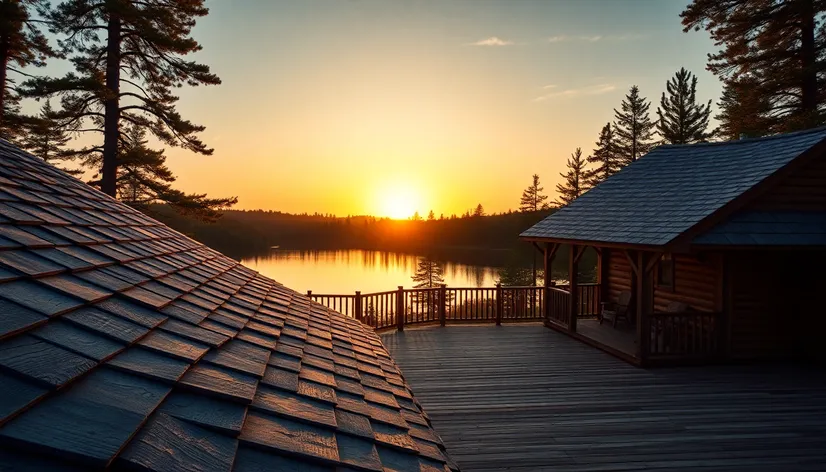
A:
[0,33,9,132]
[102,7,122,197]
[799,0,818,125]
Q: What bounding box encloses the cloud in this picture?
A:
[467,36,514,46]
[534,83,616,102]
[542,84,557,90]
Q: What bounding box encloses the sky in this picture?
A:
[82,0,723,218]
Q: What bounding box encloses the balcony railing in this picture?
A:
[307,283,601,331]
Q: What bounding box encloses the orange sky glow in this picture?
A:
[92,0,722,219]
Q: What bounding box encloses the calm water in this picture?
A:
[240,249,501,294]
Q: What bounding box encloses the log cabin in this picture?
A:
[0,140,455,471]
[521,127,826,366]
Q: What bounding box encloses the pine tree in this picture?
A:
[427,210,435,221]
[20,100,79,175]
[556,148,592,206]
[106,125,236,222]
[0,0,55,141]
[473,203,485,217]
[586,122,621,185]
[20,0,229,216]
[410,257,446,316]
[682,0,826,133]
[715,76,773,141]
[656,68,712,144]
[614,85,655,165]
[519,174,549,212]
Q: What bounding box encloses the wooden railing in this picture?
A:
[308,283,599,331]
[648,311,721,360]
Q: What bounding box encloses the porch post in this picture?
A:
[635,251,655,363]
[543,243,554,322]
[568,244,579,333]
[599,248,610,306]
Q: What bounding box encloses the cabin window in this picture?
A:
[656,253,675,290]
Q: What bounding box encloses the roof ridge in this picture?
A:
[653,125,826,150]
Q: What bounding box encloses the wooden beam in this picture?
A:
[624,250,639,276]
[543,243,557,321]
[635,252,654,363]
[645,252,662,274]
[531,242,544,254]
[573,245,586,264]
[599,248,610,305]
[569,243,579,333]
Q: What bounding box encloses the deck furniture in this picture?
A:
[600,290,632,328]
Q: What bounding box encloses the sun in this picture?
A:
[378,184,419,219]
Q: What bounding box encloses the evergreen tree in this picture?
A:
[20,0,230,217]
[614,85,655,165]
[473,203,485,217]
[105,124,236,222]
[586,122,621,185]
[715,76,773,141]
[519,174,549,212]
[682,0,826,133]
[427,210,435,221]
[410,257,446,316]
[20,100,79,175]
[656,68,712,144]
[556,148,591,206]
[0,0,54,141]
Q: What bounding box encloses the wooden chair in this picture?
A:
[600,291,632,328]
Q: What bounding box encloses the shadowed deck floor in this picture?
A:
[381,325,826,472]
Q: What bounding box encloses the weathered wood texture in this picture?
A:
[383,325,826,472]
[605,251,719,314]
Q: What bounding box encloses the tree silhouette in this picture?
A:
[21,0,224,205]
[586,123,621,185]
[656,68,712,144]
[556,148,592,206]
[20,100,79,175]
[108,125,236,222]
[427,210,435,221]
[682,0,826,133]
[614,85,655,165]
[0,0,55,141]
[519,174,549,212]
[715,76,773,141]
[411,257,446,317]
[473,203,485,217]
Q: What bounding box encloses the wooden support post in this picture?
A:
[599,248,609,307]
[495,283,503,325]
[569,244,579,333]
[354,291,362,321]
[543,243,558,321]
[439,284,447,326]
[716,254,730,360]
[307,290,312,298]
[396,286,405,332]
[636,251,654,363]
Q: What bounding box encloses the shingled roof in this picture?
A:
[0,140,455,472]
[521,127,826,248]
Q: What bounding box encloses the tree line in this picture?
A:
[554,0,826,205]
[0,0,233,221]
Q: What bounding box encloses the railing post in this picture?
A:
[568,244,579,333]
[307,290,312,298]
[396,286,405,331]
[354,291,362,321]
[495,283,503,325]
[439,284,447,326]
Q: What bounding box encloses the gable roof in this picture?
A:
[0,141,455,472]
[521,127,826,248]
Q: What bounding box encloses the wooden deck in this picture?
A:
[382,325,826,472]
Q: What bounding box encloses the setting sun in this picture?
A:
[377,183,420,219]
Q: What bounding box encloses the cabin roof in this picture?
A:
[521,127,826,248]
[0,140,454,472]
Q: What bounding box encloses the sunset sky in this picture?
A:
[124,0,720,218]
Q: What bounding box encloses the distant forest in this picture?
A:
[152,207,555,260]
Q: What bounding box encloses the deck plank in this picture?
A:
[382,325,826,472]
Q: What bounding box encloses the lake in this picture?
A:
[241,249,503,294]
